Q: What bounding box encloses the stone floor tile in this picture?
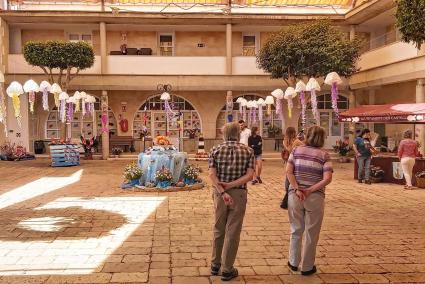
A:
[243,275,283,283]
[172,276,210,284]
[149,269,170,277]
[279,274,324,284]
[110,272,148,283]
[171,267,199,277]
[46,273,112,283]
[318,274,359,283]
[351,274,390,284]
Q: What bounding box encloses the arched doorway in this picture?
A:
[45,97,117,139]
[301,94,349,148]
[133,94,202,139]
[216,94,281,138]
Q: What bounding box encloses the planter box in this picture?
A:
[49,144,80,167]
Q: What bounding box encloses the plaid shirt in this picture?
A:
[209,141,255,189]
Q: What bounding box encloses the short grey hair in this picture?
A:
[222,122,240,141]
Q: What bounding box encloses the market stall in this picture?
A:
[339,103,425,186]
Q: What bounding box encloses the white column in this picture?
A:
[101,91,109,159]
[416,79,425,154]
[100,22,107,74]
[226,23,232,75]
[348,90,356,143]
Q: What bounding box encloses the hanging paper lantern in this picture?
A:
[73,91,82,112]
[325,72,343,116]
[80,91,87,117]
[236,97,245,115]
[239,98,248,122]
[39,81,51,111]
[306,78,321,125]
[6,81,24,127]
[85,95,96,117]
[257,98,266,122]
[23,79,40,114]
[295,80,307,129]
[284,87,297,119]
[50,83,62,109]
[264,95,274,116]
[67,96,76,122]
[271,88,285,127]
[59,92,69,123]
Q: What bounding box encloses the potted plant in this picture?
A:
[370,165,385,183]
[80,136,98,160]
[333,137,352,163]
[111,147,123,158]
[183,164,201,185]
[415,171,425,189]
[122,162,143,188]
[155,167,173,188]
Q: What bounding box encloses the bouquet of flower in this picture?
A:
[80,136,98,157]
[155,167,173,182]
[49,138,73,145]
[112,147,123,156]
[370,165,385,178]
[155,136,171,146]
[123,162,143,181]
[183,164,201,181]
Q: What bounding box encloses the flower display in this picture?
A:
[416,171,425,179]
[155,136,171,146]
[183,164,201,181]
[155,167,173,182]
[123,162,143,182]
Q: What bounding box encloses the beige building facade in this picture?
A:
[1,0,424,157]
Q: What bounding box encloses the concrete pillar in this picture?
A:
[349,25,356,41]
[368,89,376,131]
[348,90,356,143]
[226,23,232,75]
[100,22,107,74]
[0,19,9,75]
[101,91,109,159]
[416,79,425,155]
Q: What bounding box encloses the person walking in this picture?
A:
[353,129,373,184]
[248,126,263,185]
[398,130,419,190]
[286,126,333,276]
[281,127,303,209]
[239,120,251,146]
[209,122,255,281]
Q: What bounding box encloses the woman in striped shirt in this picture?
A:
[286,126,333,276]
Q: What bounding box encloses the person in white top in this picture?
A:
[239,120,251,146]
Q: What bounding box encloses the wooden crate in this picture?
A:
[50,144,80,167]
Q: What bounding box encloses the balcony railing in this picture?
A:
[7,54,102,74]
[7,54,269,76]
[356,41,419,71]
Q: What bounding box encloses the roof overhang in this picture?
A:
[339,104,425,124]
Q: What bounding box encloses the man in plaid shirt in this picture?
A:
[208,122,255,281]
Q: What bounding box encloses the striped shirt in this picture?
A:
[288,145,333,194]
[209,141,255,189]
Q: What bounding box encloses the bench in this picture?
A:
[109,136,135,152]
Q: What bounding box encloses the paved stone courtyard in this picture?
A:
[0,159,425,284]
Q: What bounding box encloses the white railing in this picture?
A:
[106,56,226,75]
[357,41,419,71]
[7,54,102,74]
